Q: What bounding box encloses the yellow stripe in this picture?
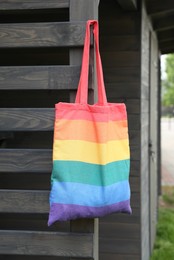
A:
[53,139,130,165]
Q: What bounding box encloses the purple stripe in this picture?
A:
[48,200,131,226]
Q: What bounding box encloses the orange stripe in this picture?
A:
[54,119,128,143]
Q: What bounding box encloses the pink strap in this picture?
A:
[75,20,107,105]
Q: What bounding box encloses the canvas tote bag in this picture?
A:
[48,20,131,225]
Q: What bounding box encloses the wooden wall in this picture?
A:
[0,1,160,259]
[0,1,99,259]
[99,1,160,259]
[99,1,141,259]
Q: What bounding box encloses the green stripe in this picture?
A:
[51,160,130,186]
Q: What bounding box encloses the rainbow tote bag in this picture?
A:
[48,20,131,225]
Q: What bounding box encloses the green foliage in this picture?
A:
[162,54,174,107]
[151,197,174,260]
[152,241,174,260]
[162,192,174,205]
[165,54,174,83]
[162,80,174,107]
[151,187,174,259]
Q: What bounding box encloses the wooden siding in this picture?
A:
[0,22,86,48]
[0,66,81,90]
[99,1,141,259]
[0,1,69,10]
[0,1,99,259]
[0,1,161,259]
[0,230,93,257]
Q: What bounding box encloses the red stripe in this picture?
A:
[55,102,127,122]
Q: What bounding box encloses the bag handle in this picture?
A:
[75,20,107,105]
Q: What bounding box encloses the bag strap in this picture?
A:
[75,20,107,105]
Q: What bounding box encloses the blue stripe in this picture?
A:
[50,180,130,207]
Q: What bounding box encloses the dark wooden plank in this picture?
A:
[0,132,53,149]
[100,253,140,260]
[0,48,69,66]
[161,46,174,54]
[0,149,52,173]
[0,90,69,108]
[100,222,140,239]
[0,213,70,232]
[131,192,140,208]
[130,146,140,161]
[99,8,140,35]
[0,230,93,258]
[0,22,86,48]
[0,171,50,190]
[159,39,174,50]
[100,20,140,36]
[130,161,140,176]
[100,208,140,224]
[104,67,140,83]
[0,189,49,213]
[117,0,137,10]
[0,0,69,10]
[101,35,139,51]
[146,0,174,16]
[125,99,140,114]
[0,256,67,260]
[102,52,140,67]
[106,83,140,99]
[0,108,54,131]
[153,13,174,31]
[130,176,140,192]
[158,28,174,42]
[128,115,140,130]
[130,168,139,177]
[158,33,174,54]
[100,237,141,254]
[129,130,140,146]
[0,66,80,90]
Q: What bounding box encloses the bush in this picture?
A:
[151,207,174,260]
